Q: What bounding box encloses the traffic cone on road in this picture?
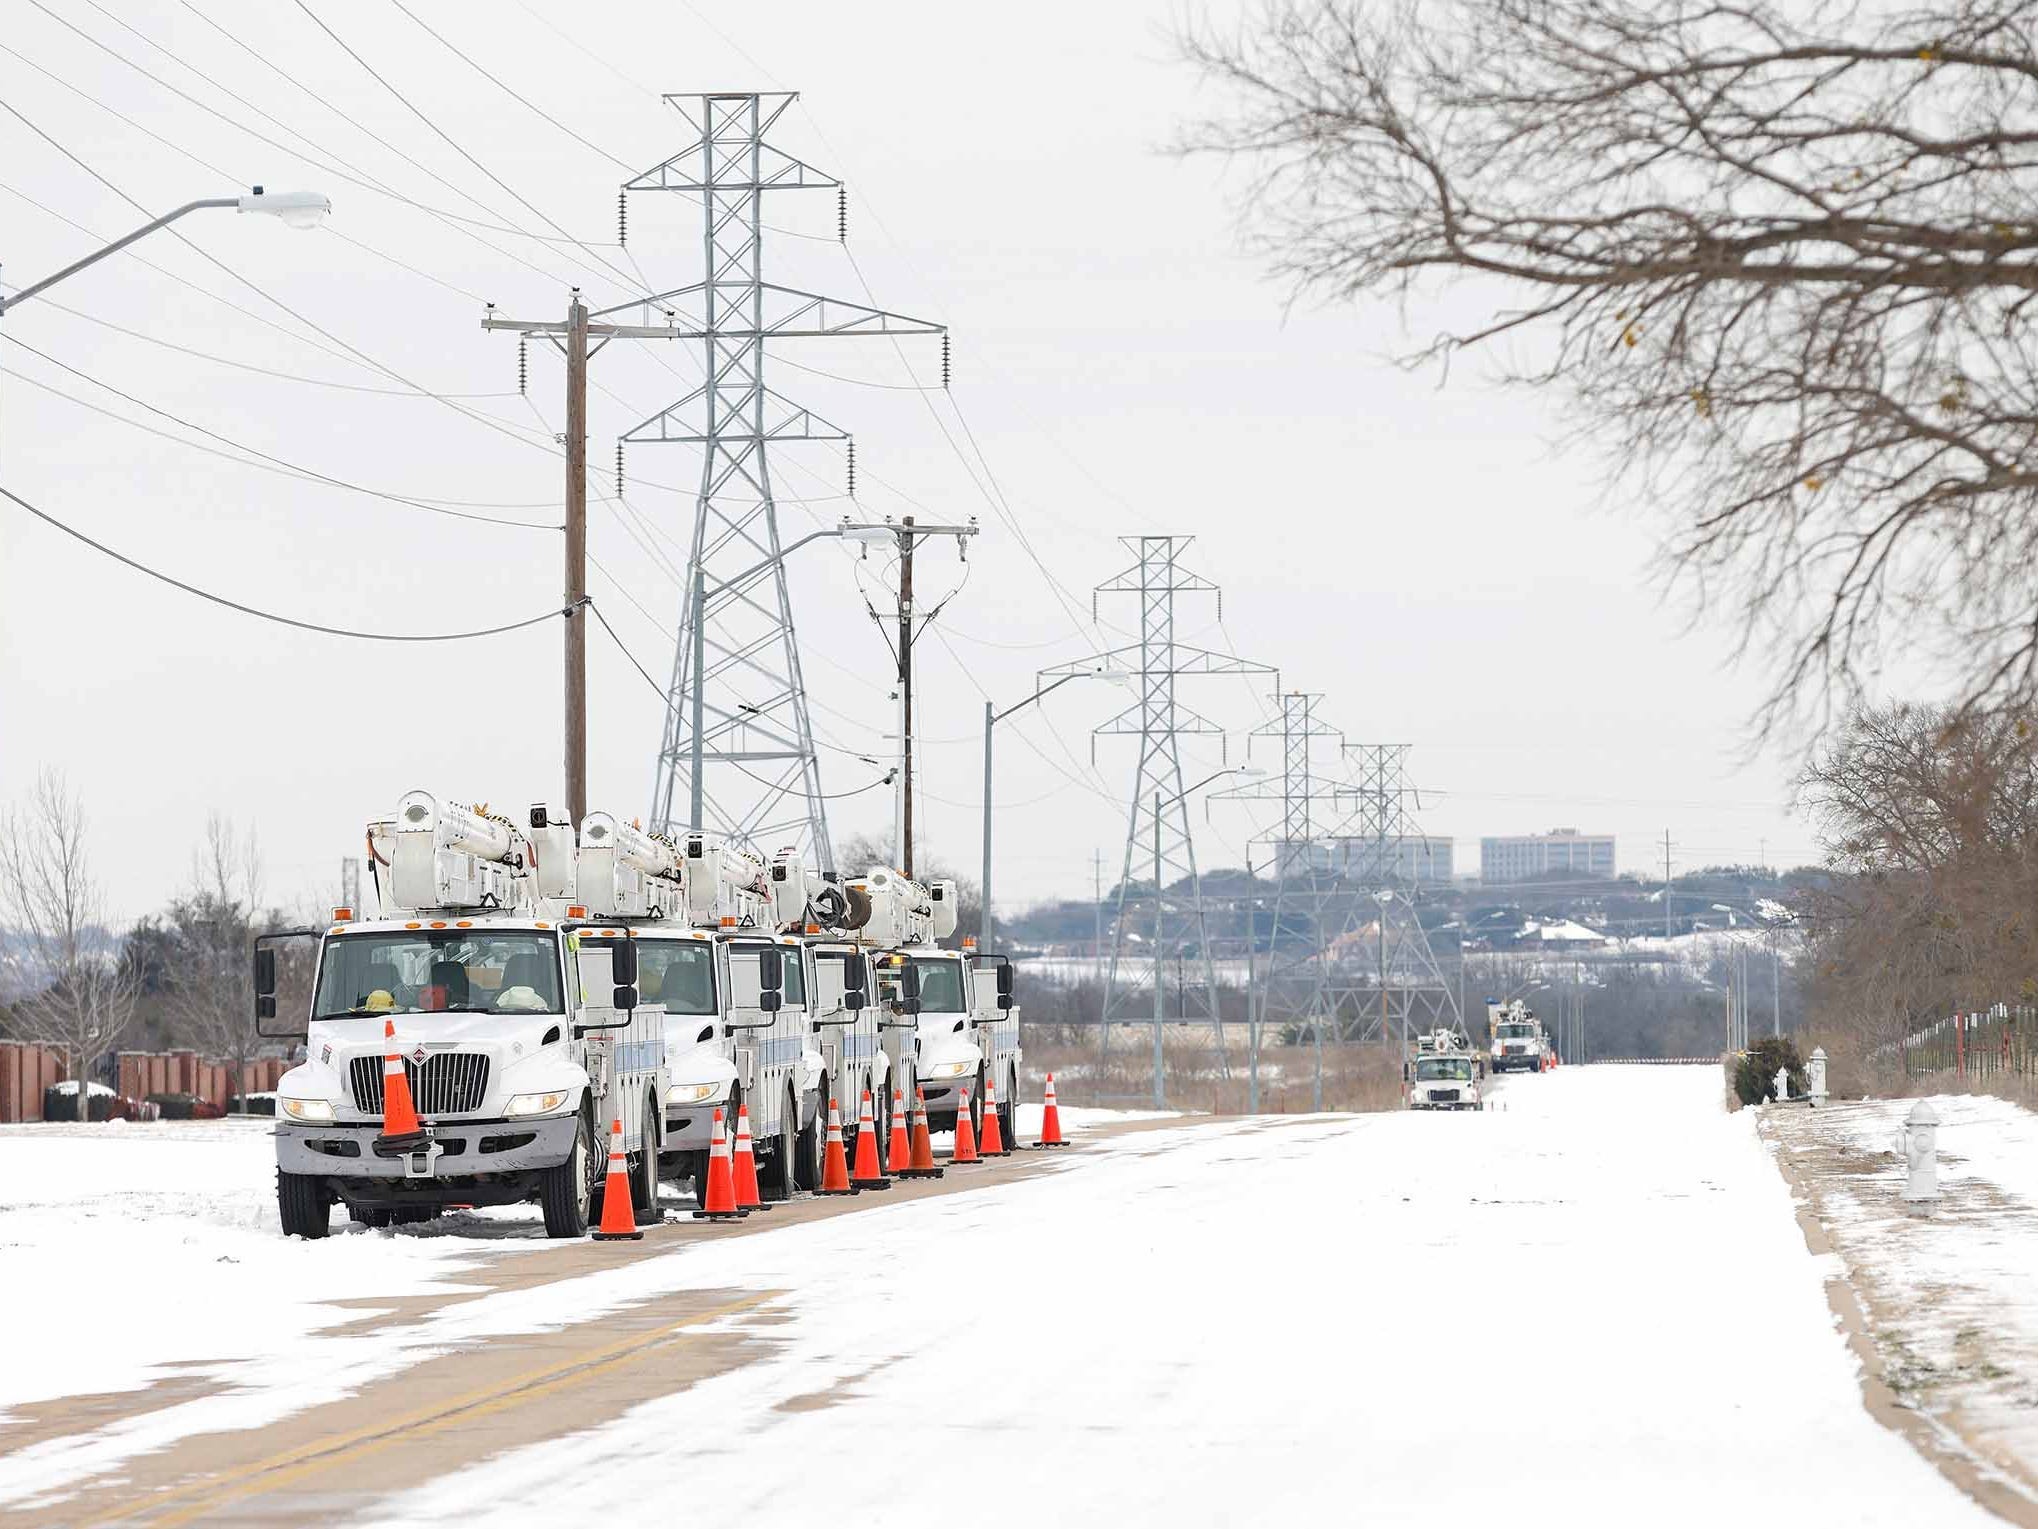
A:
[950,1085,979,1165]
[899,1087,943,1179]
[375,1019,426,1152]
[816,1096,856,1195]
[851,1089,892,1191]
[732,1104,770,1212]
[592,1117,645,1241]
[886,1087,912,1176]
[1032,1072,1068,1149]
[978,1073,1008,1157]
[690,1108,746,1221]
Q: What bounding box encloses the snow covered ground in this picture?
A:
[0,1106,1141,1427]
[1766,1092,2038,1506]
[342,1069,1987,1527]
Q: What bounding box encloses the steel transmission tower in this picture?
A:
[617,92,944,857]
[1330,744,1464,1046]
[1045,537,1274,1061]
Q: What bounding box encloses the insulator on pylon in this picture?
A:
[837,186,847,244]
[941,333,951,390]
[616,441,625,497]
[846,440,857,498]
[618,190,628,247]
[518,334,528,395]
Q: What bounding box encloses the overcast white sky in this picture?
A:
[0,0,1824,923]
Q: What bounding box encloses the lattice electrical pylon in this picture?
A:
[616,92,945,858]
[1044,536,1275,1061]
[1326,744,1464,1047]
[1210,693,1345,1051]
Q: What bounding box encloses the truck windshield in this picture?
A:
[1498,1023,1536,1039]
[314,931,562,1018]
[906,956,965,1013]
[1416,1058,1473,1081]
[636,941,716,1015]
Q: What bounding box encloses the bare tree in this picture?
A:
[1797,702,2038,1071]
[163,814,270,1098]
[0,771,139,1119]
[1181,0,2038,733]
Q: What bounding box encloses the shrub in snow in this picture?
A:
[1734,1036,1803,1107]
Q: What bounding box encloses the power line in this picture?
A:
[2,481,572,642]
[0,343,559,530]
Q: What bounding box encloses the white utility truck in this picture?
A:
[1487,998,1550,1074]
[1407,1050,1483,1110]
[577,813,830,1203]
[851,867,1020,1145]
[258,793,668,1239]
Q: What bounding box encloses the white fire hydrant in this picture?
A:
[1808,1047,1829,1109]
[1903,1100,1940,1204]
[1773,1066,1790,1104]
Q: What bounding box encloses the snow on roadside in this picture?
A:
[1766,1093,2038,1501]
[366,1067,1990,1529]
[0,1119,554,1421]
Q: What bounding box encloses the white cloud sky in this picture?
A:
[0,0,1825,923]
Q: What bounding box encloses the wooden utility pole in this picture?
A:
[564,294,589,828]
[898,515,917,878]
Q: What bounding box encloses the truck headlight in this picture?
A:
[280,1096,333,1123]
[926,1059,974,1079]
[505,1091,570,1117]
[670,1082,723,1104]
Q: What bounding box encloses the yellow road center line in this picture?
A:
[107,1289,776,1528]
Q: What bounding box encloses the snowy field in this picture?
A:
[0,1072,2001,1525]
[1767,1092,2038,1504]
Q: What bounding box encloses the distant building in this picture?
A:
[1334,835,1454,885]
[1479,829,1615,884]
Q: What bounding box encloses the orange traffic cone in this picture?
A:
[592,1117,645,1240]
[816,1096,856,1195]
[950,1084,979,1165]
[374,1018,426,1153]
[886,1086,912,1176]
[850,1089,892,1190]
[978,1072,1008,1157]
[899,1087,943,1179]
[1032,1071,1068,1148]
[732,1104,770,1212]
[690,1108,746,1221]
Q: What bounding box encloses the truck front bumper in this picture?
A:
[276,1115,579,1188]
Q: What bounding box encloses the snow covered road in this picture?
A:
[0,1069,2003,1526]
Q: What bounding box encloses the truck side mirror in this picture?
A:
[610,937,639,987]
[756,946,783,1013]
[254,947,277,999]
[612,983,638,1012]
[996,959,1015,1011]
[842,951,870,1011]
[898,961,922,1016]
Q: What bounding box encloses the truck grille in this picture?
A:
[348,1053,490,1116]
[1430,1088,1461,1103]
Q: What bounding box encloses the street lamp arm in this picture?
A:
[710,527,856,593]
[3,200,237,314]
[991,669,1089,726]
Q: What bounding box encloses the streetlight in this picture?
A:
[1,188,331,316]
[1146,765,1262,1109]
[979,665,1133,949]
[1711,899,1799,1041]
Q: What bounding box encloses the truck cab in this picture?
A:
[262,794,667,1240]
[1407,1052,1482,1110]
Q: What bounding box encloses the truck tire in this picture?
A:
[1000,1065,1017,1148]
[277,1170,330,1240]
[758,1084,798,1200]
[632,1099,661,1222]
[540,1110,596,1239]
[793,1074,824,1192]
